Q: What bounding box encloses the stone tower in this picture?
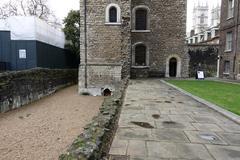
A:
[79,0,131,96]
[79,0,189,96]
[192,1,209,33]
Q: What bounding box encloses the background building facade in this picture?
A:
[211,4,221,27]
[187,1,221,45]
[192,2,209,34]
[219,0,240,80]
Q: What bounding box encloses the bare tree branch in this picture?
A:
[0,0,60,27]
[20,0,27,16]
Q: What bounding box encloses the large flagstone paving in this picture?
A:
[109,79,240,160]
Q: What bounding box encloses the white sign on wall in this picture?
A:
[197,71,205,79]
[19,49,27,59]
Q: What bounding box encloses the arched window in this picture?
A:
[135,44,146,66]
[105,4,121,24]
[135,9,147,30]
[109,7,117,22]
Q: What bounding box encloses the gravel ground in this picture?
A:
[0,85,103,160]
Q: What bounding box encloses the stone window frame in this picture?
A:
[132,42,150,68]
[165,54,182,78]
[132,5,151,32]
[225,31,233,52]
[223,60,231,74]
[105,3,121,25]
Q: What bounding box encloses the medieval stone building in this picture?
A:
[219,0,240,80]
[79,0,189,96]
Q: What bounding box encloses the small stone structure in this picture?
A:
[0,68,78,112]
[79,0,189,96]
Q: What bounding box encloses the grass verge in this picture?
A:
[167,80,240,115]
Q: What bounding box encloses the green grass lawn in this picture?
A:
[167,80,240,115]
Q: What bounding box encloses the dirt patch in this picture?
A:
[152,114,160,119]
[0,85,103,160]
[162,121,185,128]
[165,101,172,103]
[131,122,154,129]
[162,121,177,125]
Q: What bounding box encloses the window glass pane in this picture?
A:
[238,61,240,74]
[109,7,117,22]
[135,9,147,30]
[228,0,234,18]
[226,32,232,51]
[135,45,146,66]
[207,32,211,39]
[224,61,230,73]
[200,14,205,24]
[195,37,198,43]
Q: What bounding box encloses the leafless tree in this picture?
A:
[0,1,19,19]
[0,0,61,28]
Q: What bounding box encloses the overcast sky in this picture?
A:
[48,0,79,21]
[1,0,221,31]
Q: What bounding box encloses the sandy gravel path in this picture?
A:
[0,85,103,160]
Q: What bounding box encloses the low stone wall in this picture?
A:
[59,78,128,160]
[131,68,149,79]
[0,68,78,113]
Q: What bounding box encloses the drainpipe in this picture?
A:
[84,0,88,88]
[217,54,220,78]
[233,0,239,79]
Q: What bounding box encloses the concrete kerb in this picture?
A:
[161,80,240,125]
[210,78,240,85]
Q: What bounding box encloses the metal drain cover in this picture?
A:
[199,134,217,141]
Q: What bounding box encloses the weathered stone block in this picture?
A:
[0,68,78,113]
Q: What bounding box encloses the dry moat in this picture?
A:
[0,85,103,160]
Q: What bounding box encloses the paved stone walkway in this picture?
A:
[109,79,240,160]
